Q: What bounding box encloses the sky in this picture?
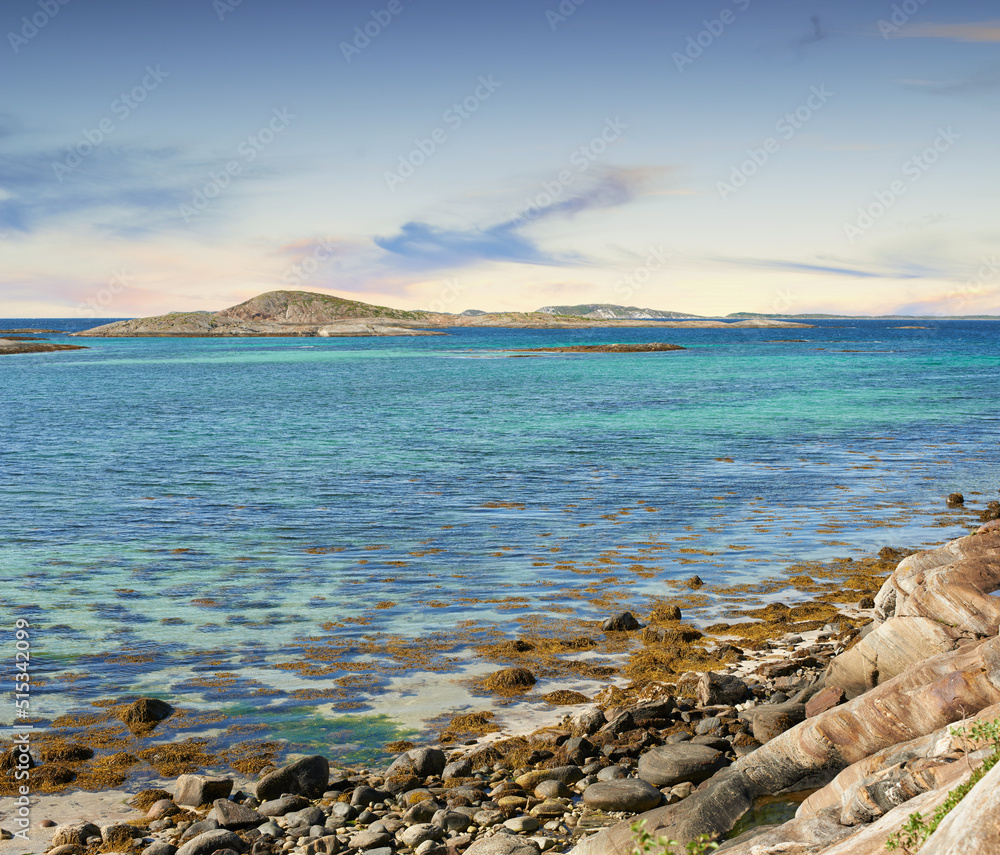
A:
[1,0,998,318]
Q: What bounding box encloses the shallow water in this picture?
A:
[1,319,997,762]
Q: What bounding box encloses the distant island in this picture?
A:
[74,292,814,338]
[536,303,701,320]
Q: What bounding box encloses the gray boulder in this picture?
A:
[696,672,750,707]
[255,755,329,801]
[211,799,263,830]
[174,774,233,807]
[175,830,247,855]
[386,746,446,780]
[637,744,728,788]
[465,835,541,855]
[583,780,663,813]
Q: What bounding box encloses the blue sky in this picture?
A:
[2,0,998,317]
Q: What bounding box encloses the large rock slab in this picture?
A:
[573,631,1000,854]
[831,531,1000,698]
[636,744,727,788]
[255,755,329,801]
[921,754,1000,854]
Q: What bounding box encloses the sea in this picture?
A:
[1,318,998,767]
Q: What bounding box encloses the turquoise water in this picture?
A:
[1,320,998,760]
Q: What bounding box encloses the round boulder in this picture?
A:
[583,779,663,813]
[636,744,727,788]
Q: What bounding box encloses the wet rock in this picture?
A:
[636,744,727,788]
[602,611,642,632]
[582,780,663,813]
[175,774,234,807]
[696,672,750,707]
[751,703,806,744]
[117,698,174,733]
[175,830,247,855]
[947,493,964,506]
[256,755,329,801]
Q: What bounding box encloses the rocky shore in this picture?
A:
[9,521,1000,855]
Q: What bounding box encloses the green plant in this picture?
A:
[885,717,1000,852]
[630,820,719,855]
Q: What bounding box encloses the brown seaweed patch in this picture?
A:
[130,788,173,810]
[542,690,590,705]
[482,667,536,696]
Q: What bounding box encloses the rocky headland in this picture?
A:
[8,522,1000,855]
[72,292,814,338]
[0,336,87,356]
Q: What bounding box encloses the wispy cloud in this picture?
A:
[374,168,648,271]
[719,256,953,281]
[900,64,1000,94]
[898,21,1000,42]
